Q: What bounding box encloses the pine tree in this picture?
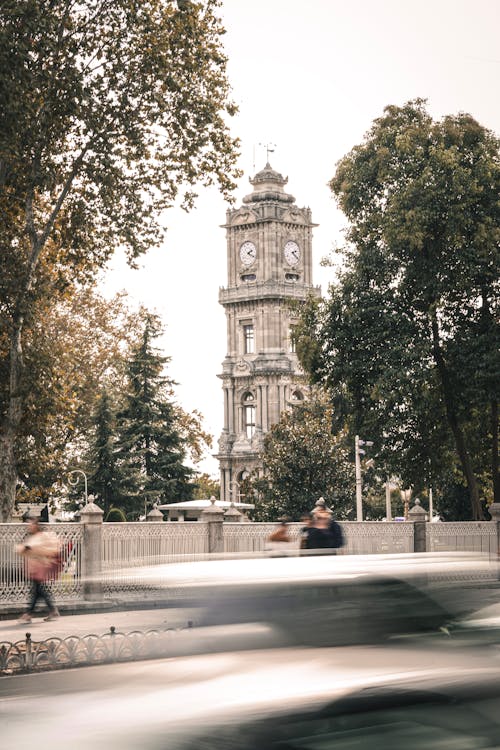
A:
[116,314,194,518]
[87,388,121,516]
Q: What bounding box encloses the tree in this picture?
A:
[115,313,194,518]
[0,0,240,519]
[299,100,499,519]
[9,288,143,507]
[244,389,355,521]
[191,472,220,500]
[86,388,121,517]
[174,408,213,467]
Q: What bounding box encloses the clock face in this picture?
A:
[240,241,257,267]
[284,240,300,266]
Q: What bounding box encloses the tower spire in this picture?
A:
[259,142,276,164]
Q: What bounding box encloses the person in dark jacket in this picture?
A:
[304,509,345,553]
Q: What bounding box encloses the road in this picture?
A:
[0,569,499,647]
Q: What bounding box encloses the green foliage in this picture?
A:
[87,389,122,516]
[299,100,500,520]
[12,289,142,503]
[244,388,355,521]
[105,507,127,523]
[0,0,240,519]
[191,472,220,500]
[114,312,194,518]
[0,0,240,259]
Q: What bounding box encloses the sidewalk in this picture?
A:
[0,593,175,621]
[0,605,200,645]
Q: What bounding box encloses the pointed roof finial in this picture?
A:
[259,142,276,163]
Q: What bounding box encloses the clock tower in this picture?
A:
[216,164,321,502]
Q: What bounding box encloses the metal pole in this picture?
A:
[385,481,393,521]
[429,486,433,521]
[355,435,363,522]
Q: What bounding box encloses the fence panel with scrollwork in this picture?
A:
[0,523,83,604]
[101,522,210,596]
[342,522,414,554]
[102,522,209,568]
[427,522,496,555]
[223,523,302,553]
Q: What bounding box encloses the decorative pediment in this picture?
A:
[282,207,306,224]
[234,358,253,375]
[230,208,258,226]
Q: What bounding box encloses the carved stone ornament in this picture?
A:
[218,431,234,452]
[230,208,257,226]
[282,207,305,224]
[235,359,251,374]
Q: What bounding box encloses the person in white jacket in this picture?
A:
[16,516,61,623]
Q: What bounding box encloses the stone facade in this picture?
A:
[216,164,320,501]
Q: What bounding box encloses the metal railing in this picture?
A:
[0,622,193,676]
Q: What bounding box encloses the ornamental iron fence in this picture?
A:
[0,622,193,676]
[0,523,82,604]
[0,508,498,606]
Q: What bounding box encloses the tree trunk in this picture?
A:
[492,399,499,506]
[0,435,17,522]
[430,311,484,519]
[0,319,25,520]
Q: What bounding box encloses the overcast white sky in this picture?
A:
[101,0,500,477]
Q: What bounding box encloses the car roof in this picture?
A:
[106,551,496,590]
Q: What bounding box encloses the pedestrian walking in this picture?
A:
[303,509,345,553]
[16,515,61,623]
[266,516,293,555]
[299,513,312,550]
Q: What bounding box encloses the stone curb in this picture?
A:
[0,596,174,621]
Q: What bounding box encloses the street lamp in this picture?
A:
[400,488,412,520]
[384,478,398,521]
[68,469,88,518]
[355,436,373,521]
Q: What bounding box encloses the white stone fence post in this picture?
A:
[80,501,103,601]
[488,502,500,559]
[202,496,224,554]
[408,499,427,552]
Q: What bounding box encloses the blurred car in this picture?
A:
[101,552,498,651]
[436,601,500,649]
[2,641,500,749]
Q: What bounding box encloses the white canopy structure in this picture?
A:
[157,498,254,521]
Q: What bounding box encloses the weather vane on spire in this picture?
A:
[260,142,276,163]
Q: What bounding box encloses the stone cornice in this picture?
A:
[219,280,321,306]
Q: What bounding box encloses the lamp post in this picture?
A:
[384,479,398,521]
[400,488,412,520]
[68,469,88,519]
[355,436,373,521]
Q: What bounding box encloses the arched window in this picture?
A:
[291,389,304,401]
